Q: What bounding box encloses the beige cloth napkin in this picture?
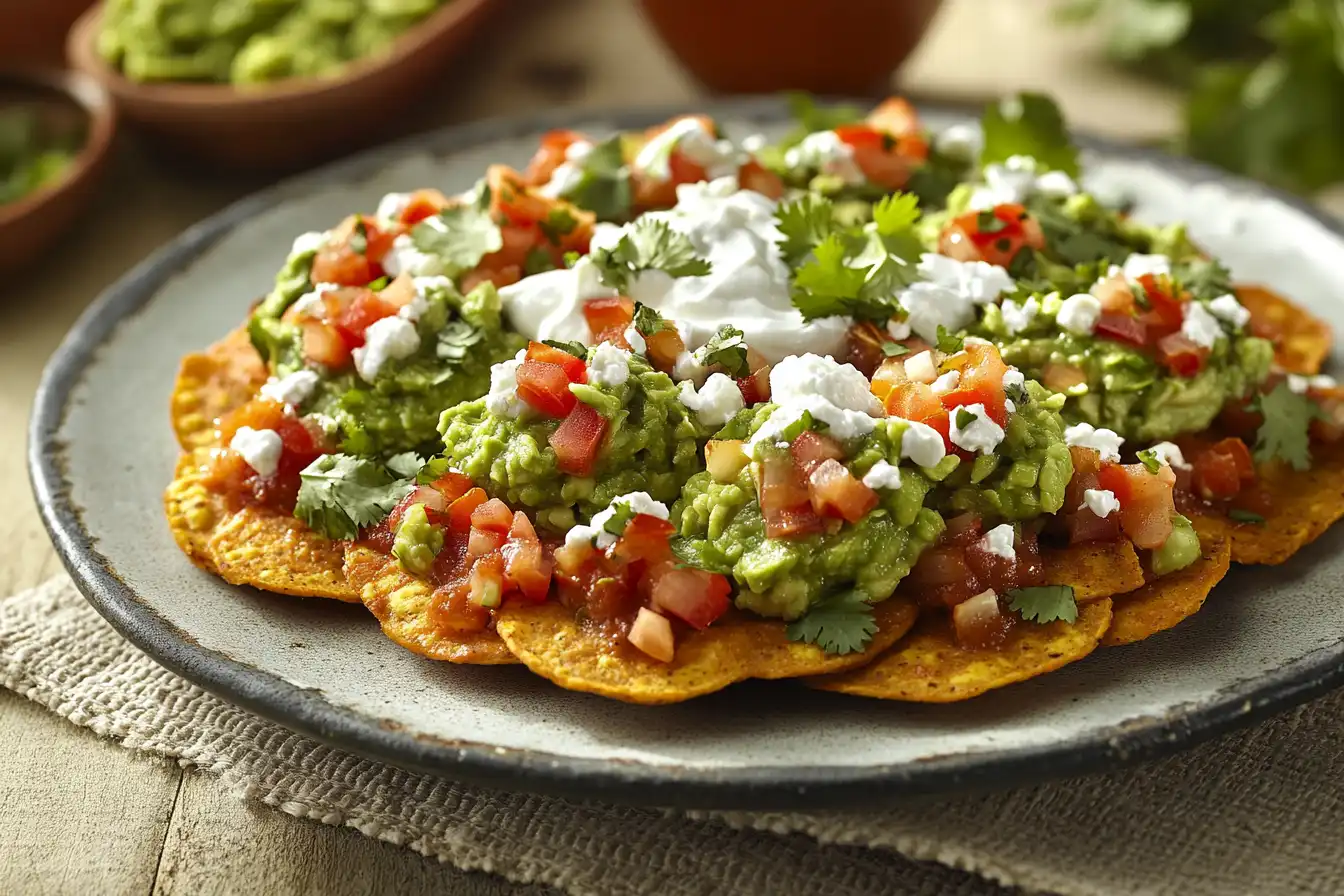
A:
[5,577,1343,896]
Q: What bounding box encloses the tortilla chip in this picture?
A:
[1195,441,1344,565]
[1236,284,1331,375]
[494,597,919,705]
[810,600,1112,703]
[164,448,357,602]
[171,326,267,451]
[1043,539,1145,601]
[344,544,516,665]
[1103,530,1230,647]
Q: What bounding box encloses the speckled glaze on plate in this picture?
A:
[29,97,1344,810]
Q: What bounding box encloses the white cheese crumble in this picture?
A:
[587,341,632,387]
[289,282,341,319]
[1207,293,1251,329]
[568,492,671,551]
[783,130,865,185]
[1065,422,1124,462]
[903,350,938,384]
[1121,254,1171,280]
[747,353,881,456]
[678,373,745,427]
[375,192,411,224]
[623,325,647,355]
[980,523,1016,560]
[899,420,947,468]
[949,403,1005,455]
[1056,293,1102,335]
[886,318,911,340]
[931,370,961,394]
[1034,170,1079,198]
[291,230,328,256]
[485,349,528,418]
[353,317,421,382]
[1147,441,1190,470]
[969,155,1077,209]
[1181,301,1223,349]
[1081,488,1121,519]
[672,350,709,385]
[1287,373,1338,394]
[538,139,595,199]
[999,297,1039,336]
[1002,367,1025,394]
[861,459,903,490]
[898,253,1013,342]
[934,123,982,160]
[382,233,443,278]
[634,118,742,182]
[259,370,319,407]
[229,427,283,478]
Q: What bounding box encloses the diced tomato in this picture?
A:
[737,158,785,199]
[611,514,676,565]
[470,498,514,534]
[460,265,522,293]
[1094,312,1147,347]
[582,296,635,338]
[705,439,750,483]
[884,382,953,448]
[484,223,546,269]
[427,470,474,503]
[763,505,826,539]
[844,321,888,378]
[790,431,846,478]
[334,291,398,349]
[866,97,924,139]
[807,459,879,523]
[1093,276,1136,314]
[627,607,676,663]
[468,527,507,557]
[446,487,488,532]
[649,564,732,630]
[501,512,552,602]
[908,545,979,608]
[1071,445,1103,477]
[1138,274,1185,329]
[942,513,983,545]
[834,124,919,190]
[737,366,771,405]
[1041,362,1087,393]
[428,579,491,633]
[311,215,391,285]
[468,553,506,608]
[760,453,811,512]
[516,359,578,418]
[523,128,586,185]
[525,341,587,383]
[550,403,608,475]
[1100,462,1176,549]
[300,320,353,369]
[1191,437,1255,500]
[952,590,1011,650]
[399,189,451,227]
[1067,507,1123,544]
[938,203,1046,267]
[1156,332,1209,377]
[487,164,553,226]
[644,327,686,371]
[869,356,909,403]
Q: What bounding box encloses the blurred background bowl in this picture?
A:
[0,0,96,66]
[639,0,945,95]
[66,0,502,172]
[0,66,116,273]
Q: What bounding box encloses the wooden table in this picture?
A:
[0,1,1186,892]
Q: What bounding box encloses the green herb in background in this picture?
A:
[0,107,75,206]
[1057,0,1344,193]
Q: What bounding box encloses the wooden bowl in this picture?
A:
[0,0,96,65]
[0,66,116,273]
[639,0,945,95]
[67,0,502,172]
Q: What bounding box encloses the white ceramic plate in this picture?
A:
[30,98,1344,809]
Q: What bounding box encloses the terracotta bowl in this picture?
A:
[0,66,116,273]
[639,0,945,95]
[67,0,503,172]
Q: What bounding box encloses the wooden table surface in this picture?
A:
[0,2,1189,892]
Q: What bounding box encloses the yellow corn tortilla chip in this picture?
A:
[1236,284,1332,375]
[1194,441,1344,565]
[1043,540,1145,601]
[811,600,1113,703]
[171,326,268,451]
[164,448,357,602]
[494,597,919,705]
[1103,529,1230,647]
[344,544,516,665]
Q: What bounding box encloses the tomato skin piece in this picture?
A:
[650,564,731,630]
[1101,463,1176,549]
[550,403,608,476]
[516,359,579,418]
[526,341,587,383]
[470,498,515,534]
[1156,332,1209,377]
[611,514,676,565]
[1191,437,1255,500]
[1094,312,1148,347]
[582,296,635,337]
[446,488,488,533]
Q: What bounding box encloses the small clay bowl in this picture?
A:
[639,0,945,95]
[0,66,116,273]
[67,0,502,172]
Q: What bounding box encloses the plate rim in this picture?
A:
[27,95,1344,810]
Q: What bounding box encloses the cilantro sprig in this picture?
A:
[980,92,1081,178]
[1007,585,1078,624]
[786,590,879,655]
[694,325,750,377]
[411,204,503,275]
[294,454,417,540]
[631,302,672,337]
[1136,448,1163,474]
[561,135,632,221]
[1253,381,1318,471]
[543,338,587,359]
[589,219,711,292]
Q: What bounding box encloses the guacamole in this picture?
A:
[0,106,75,205]
[98,0,449,85]
[437,348,703,530]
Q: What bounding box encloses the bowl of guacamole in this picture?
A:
[66,0,503,170]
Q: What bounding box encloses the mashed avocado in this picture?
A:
[673,416,946,619]
[1152,513,1201,575]
[98,0,449,85]
[392,503,442,575]
[437,352,703,530]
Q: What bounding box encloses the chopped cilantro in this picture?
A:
[562,135,632,221]
[540,207,578,244]
[980,92,1080,178]
[1254,382,1318,471]
[955,407,977,430]
[1007,585,1078,624]
[1229,508,1266,525]
[367,275,389,291]
[791,233,871,319]
[349,216,368,256]
[590,218,711,291]
[542,338,587,359]
[602,503,637,537]
[786,590,879,655]
[523,247,557,276]
[385,452,425,479]
[631,302,672,336]
[411,205,503,275]
[881,341,909,358]
[437,320,484,362]
[774,194,837,265]
[871,191,921,236]
[936,325,964,354]
[695,325,751,377]
[562,250,581,268]
[976,209,1009,234]
[294,454,416,541]
[415,456,454,485]
[1136,448,1163,474]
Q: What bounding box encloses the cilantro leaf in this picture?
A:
[1007,585,1078,624]
[1254,381,1318,471]
[1229,508,1266,524]
[1136,448,1162,474]
[955,407,976,430]
[786,590,879,655]
[981,92,1080,178]
[602,503,637,537]
[415,456,454,485]
[385,452,425,479]
[632,302,672,336]
[540,207,578,244]
[590,219,710,291]
[562,135,632,221]
[791,233,868,319]
[774,194,837,265]
[872,192,921,236]
[936,325,964,354]
[411,205,503,275]
[294,454,415,540]
[436,320,484,362]
[523,247,557,276]
[881,341,909,358]
[543,338,587,359]
[693,325,750,377]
